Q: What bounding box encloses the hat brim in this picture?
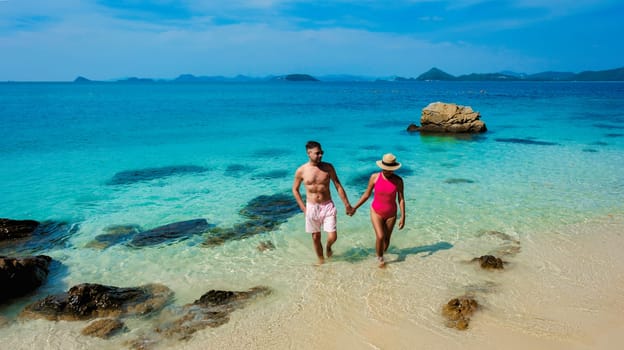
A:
[376,160,401,171]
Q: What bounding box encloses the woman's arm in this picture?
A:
[397,176,405,229]
[352,173,377,213]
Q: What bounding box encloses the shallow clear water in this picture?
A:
[1,81,623,348]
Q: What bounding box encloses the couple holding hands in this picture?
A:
[292,141,405,267]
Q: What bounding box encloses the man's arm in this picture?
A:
[328,164,352,211]
[292,167,306,212]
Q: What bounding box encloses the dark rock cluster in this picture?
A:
[0,255,52,302]
[203,193,298,246]
[442,296,479,330]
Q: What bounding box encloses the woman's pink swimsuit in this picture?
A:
[371,172,398,219]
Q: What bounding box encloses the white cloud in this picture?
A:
[0,15,542,80]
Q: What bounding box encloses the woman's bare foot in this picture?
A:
[377,256,385,268]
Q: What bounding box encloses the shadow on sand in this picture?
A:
[338,241,453,264]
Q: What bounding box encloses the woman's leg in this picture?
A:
[383,216,397,252]
[370,210,387,266]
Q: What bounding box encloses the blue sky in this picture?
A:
[1,0,623,81]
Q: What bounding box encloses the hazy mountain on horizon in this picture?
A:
[66,66,624,83]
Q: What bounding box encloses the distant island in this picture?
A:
[403,67,624,82]
[71,66,624,83]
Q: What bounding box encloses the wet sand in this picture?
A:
[190,214,624,350]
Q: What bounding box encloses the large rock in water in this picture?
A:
[0,255,52,302]
[20,283,173,321]
[408,102,487,133]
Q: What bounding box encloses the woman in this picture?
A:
[351,153,405,267]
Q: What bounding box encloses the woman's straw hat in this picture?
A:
[376,153,402,171]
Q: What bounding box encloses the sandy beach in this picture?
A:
[174,214,624,350]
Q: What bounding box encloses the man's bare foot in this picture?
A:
[316,257,325,266]
[377,256,386,268]
[326,247,333,259]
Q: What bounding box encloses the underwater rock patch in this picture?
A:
[442,296,479,330]
[443,178,475,184]
[204,193,298,247]
[257,240,275,251]
[239,193,299,221]
[204,219,279,246]
[224,164,256,177]
[0,221,78,256]
[81,318,126,338]
[0,218,40,241]
[478,230,521,257]
[495,138,559,146]
[129,219,209,247]
[0,255,52,302]
[155,286,271,341]
[20,283,173,321]
[86,224,141,249]
[107,165,209,185]
[251,169,290,180]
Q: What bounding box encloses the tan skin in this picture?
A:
[350,170,405,267]
[292,146,352,264]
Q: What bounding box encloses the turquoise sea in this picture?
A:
[1,81,623,349]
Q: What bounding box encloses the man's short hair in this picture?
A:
[306,141,321,150]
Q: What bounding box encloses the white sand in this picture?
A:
[2,215,623,349]
[189,214,624,350]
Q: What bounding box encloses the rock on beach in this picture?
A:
[0,255,52,302]
[20,283,173,321]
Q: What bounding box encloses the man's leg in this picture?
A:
[326,231,337,258]
[312,232,324,264]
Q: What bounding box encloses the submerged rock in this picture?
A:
[129,219,209,247]
[155,286,271,341]
[494,138,559,146]
[442,296,479,330]
[478,230,521,257]
[86,225,141,249]
[251,169,290,180]
[81,318,126,338]
[204,219,279,246]
[239,193,300,221]
[0,221,78,256]
[0,255,52,302]
[443,178,476,184]
[20,283,173,321]
[409,102,487,134]
[107,165,209,185]
[203,193,298,247]
[0,218,40,241]
[257,240,275,251]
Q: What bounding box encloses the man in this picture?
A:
[292,141,353,264]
